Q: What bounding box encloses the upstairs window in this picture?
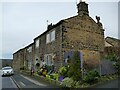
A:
[46,34,50,43]
[51,30,55,41]
[35,39,39,48]
[46,30,55,44]
[27,46,32,52]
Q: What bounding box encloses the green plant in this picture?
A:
[59,66,68,76]
[60,77,76,88]
[83,69,99,84]
[50,73,59,81]
[106,54,120,75]
[74,81,81,88]
[67,51,81,81]
[46,74,51,80]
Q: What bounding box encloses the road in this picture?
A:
[1,73,53,89]
[12,74,51,88]
[2,76,18,89]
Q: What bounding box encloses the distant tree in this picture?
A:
[5,64,9,66]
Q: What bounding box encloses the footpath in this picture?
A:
[19,70,60,88]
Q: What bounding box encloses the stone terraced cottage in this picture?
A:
[13,1,105,72]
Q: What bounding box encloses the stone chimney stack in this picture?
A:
[77,0,89,16]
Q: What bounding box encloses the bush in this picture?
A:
[106,54,120,75]
[50,73,59,81]
[59,66,68,77]
[83,69,99,84]
[46,74,51,80]
[67,51,81,81]
[60,77,76,88]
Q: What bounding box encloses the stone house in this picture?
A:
[99,37,120,75]
[13,1,105,72]
[13,49,24,71]
[33,1,105,71]
[13,43,35,71]
[104,37,120,57]
[24,43,35,70]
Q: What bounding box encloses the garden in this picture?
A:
[35,51,119,88]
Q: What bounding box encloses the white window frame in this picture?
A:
[46,30,55,44]
[35,39,39,48]
[44,54,54,66]
[46,33,50,44]
[51,30,55,42]
[27,46,32,52]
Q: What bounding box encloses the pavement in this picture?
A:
[91,77,119,88]
[12,73,54,88]
[11,71,60,89]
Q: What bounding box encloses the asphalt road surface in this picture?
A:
[2,76,18,89]
[12,74,51,88]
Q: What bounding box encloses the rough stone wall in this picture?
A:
[104,47,119,57]
[34,38,41,71]
[105,37,120,47]
[25,44,34,70]
[37,24,63,70]
[13,48,25,72]
[104,37,120,58]
[13,53,18,71]
[62,15,104,64]
[19,49,24,70]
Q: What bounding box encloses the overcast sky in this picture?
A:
[0,0,119,59]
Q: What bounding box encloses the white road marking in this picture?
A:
[20,75,47,86]
[11,76,21,88]
[19,81,26,86]
[10,77,18,88]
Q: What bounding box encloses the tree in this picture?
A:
[67,51,82,81]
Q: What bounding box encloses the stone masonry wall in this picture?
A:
[62,15,104,67]
[37,24,63,70]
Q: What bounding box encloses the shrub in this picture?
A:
[60,77,76,88]
[106,54,120,75]
[67,51,81,81]
[50,73,59,81]
[59,66,68,77]
[83,69,99,84]
[46,74,51,80]
[74,81,81,88]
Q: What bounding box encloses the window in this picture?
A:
[27,46,32,52]
[44,54,53,66]
[46,34,50,43]
[35,39,39,48]
[51,30,55,41]
[46,30,55,44]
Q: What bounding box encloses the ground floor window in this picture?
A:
[28,61,31,70]
[44,54,54,66]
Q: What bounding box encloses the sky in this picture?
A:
[0,0,119,59]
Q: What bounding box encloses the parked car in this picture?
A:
[2,66,14,76]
